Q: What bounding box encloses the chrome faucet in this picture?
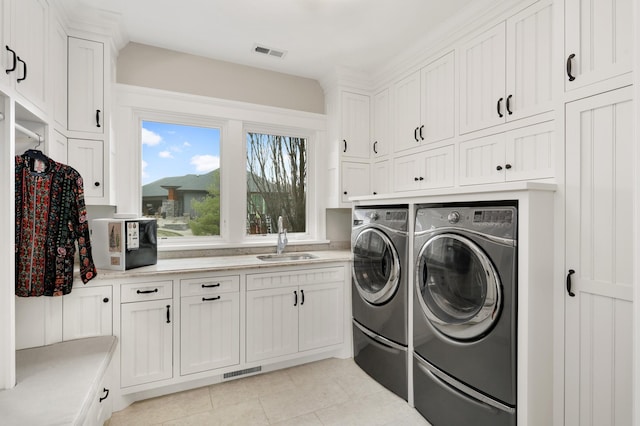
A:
[276,215,288,255]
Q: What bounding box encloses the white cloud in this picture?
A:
[190,154,220,173]
[141,160,148,178]
[183,141,191,147]
[159,151,173,159]
[142,128,162,146]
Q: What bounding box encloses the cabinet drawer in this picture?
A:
[181,275,240,297]
[247,267,345,291]
[121,280,173,303]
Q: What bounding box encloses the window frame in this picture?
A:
[116,85,327,252]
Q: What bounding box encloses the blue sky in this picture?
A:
[141,121,221,185]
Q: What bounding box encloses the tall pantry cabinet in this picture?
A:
[561,0,634,424]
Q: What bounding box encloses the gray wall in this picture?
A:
[116,42,325,114]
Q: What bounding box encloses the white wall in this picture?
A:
[117,43,325,114]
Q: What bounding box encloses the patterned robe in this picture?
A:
[15,153,97,296]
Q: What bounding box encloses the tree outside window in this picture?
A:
[246,132,306,235]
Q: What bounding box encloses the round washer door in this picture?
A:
[352,228,400,305]
[416,233,502,341]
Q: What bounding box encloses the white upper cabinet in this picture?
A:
[68,36,105,134]
[564,0,632,91]
[371,88,390,158]
[340,91,370,160]
[459,0,553,134]
[459,121,555,185]
[394,51,455,153]
[1,0,49,112]
[341,161,370,202]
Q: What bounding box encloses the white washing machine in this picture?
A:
[351,205,408,400]
[413,202,518,426]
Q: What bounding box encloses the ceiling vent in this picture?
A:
[253,44,287,59]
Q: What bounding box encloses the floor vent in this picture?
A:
[224,366,262,379]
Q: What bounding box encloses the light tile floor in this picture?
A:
[107,358,431,425]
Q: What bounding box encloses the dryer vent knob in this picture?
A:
[447,211,461,224]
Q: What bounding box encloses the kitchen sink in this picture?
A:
[257,253,318,262]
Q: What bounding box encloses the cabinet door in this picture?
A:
[504,121,555,182]
[62,286,112,341]
[68,37,104,133]
[0,0,10,89]
[246,287,298,363]
[180,293,240,375]
[298,282,344,352]
[418,145,455,189]
[120,300,173,387]
[372,88,390,158]
[11,0,48,111]
[564,87,633,426]
[564,0,632,91]
[393,70,421,152]
[505,0,553,120]
[341,161,370,202]
[459,134,505,185]
[420,51,455,144]
[459,22,506,134]
[371,159,390,195]
[67,138,103,199]
[340,91,370,159]
[393,154,421,192]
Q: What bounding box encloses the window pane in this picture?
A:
[246,132,306,235]
[141,121,221,237]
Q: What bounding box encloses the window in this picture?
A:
[246,131,307,236]
[141,121,221,238]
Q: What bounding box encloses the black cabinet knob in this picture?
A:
[505,164,512,170]
[94,182,100,187]
[103,297,109,303]
[496,165,503,171]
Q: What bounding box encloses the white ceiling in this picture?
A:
[59,0,480,81]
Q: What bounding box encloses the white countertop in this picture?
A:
[0,336,117,426]
[91,249,353,280]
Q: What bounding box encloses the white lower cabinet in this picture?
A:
[458,121,555,185]
[246,267,345,363]
[120,281,173,388]
[180,275,240,375]
[85,362,113,426]
[62,285,112,341]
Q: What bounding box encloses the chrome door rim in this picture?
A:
[415,233,502,341]
[352,228,400,305]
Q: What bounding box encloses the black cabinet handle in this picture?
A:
[414,127,419,142]
[94,181,100,187]
[99,388,109,403]
[201,283,220,288]
[342,139,347,153]
[16,57,26,82]
[419,125,424,140]
[5,46,16,74]
[343,191,347,195]
[103,297,109,303]
[293,290,298,306]
[566,54,576,81]
[137,288,158,294]
[96,109,101,128]
[566,269,576,297]
[505,164,512,170]
[166,305,171,323]
[506,95,513,115]
[419,177,424,181]
[300,289,305,305]
[414,177,419,181]
[373,192,377,195]
[496,165,503,171]
[202,296,221,302]
[496,98,504,118]
[373,141,378,154]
